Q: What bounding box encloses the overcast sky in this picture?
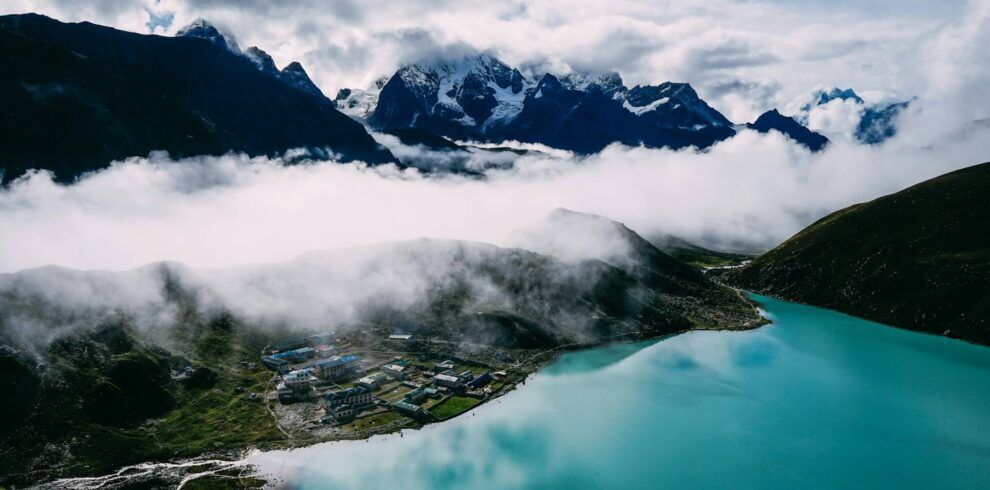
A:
[0,0,977,122]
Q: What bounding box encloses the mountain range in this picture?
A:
[339,53,834,154]
[0,14,911,183]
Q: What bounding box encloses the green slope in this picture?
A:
[727,162,990,344]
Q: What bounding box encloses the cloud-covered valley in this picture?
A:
[2,120,987,274]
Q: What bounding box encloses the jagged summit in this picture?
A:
[176,20,326,102]
[623,82,732,129]
[797,86,910,144]
[356,51,750,153]
[240,47,328,101]
[747,109,829,151]
[279,61,326,99]
[531,73,564,96]
[175,18,239,52]
[801,87,864,112]
[560,71,626,97]
[244,46,278,75]
[367,53,537,134]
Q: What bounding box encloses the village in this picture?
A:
[258,330,522,436]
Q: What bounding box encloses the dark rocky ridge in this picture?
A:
[0,14,393,184]
[725,162,990,345]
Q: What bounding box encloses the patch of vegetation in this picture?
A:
[430,396,481,420]
[345,411,405,432]
[0,316,286,487]
[667,247,753,269]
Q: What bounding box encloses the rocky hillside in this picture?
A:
[0,14,393,183]
[726,162,990,345]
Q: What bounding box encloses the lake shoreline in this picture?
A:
[42,301,769,489]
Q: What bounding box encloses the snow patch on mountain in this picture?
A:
[176,18,239,52]
[483,78,529,126]
[335,77,389,119]
[560,71,626,98]
[623,97,669,116]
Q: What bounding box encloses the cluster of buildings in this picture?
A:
[321,357,498,426]
[321,385,375,424]
[262,332,499,427]
[260,332,338,372]
[261,332,364,403]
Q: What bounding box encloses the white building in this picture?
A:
[356,372,388,390]
[435,373,462,388]
[283,368,316,389]
[382,363,408,380]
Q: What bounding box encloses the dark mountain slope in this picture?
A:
[726,162,990,344]
[510,209,761,328]
[0,14,393,183]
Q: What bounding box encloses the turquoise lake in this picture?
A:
[246,295,990,488]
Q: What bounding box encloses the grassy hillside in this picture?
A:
[726,162,990,344]
[0,317,285,486]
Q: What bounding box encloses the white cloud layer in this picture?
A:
[2,116,988,274]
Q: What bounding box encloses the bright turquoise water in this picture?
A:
[248,295,990,489]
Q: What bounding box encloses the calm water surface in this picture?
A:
[247,295,990,489]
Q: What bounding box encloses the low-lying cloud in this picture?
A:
[2,117,987,275]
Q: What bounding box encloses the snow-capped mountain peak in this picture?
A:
[385,53,534,128]
[175,18,239,52]
[358,52,747,153]
[623,82,731,129]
